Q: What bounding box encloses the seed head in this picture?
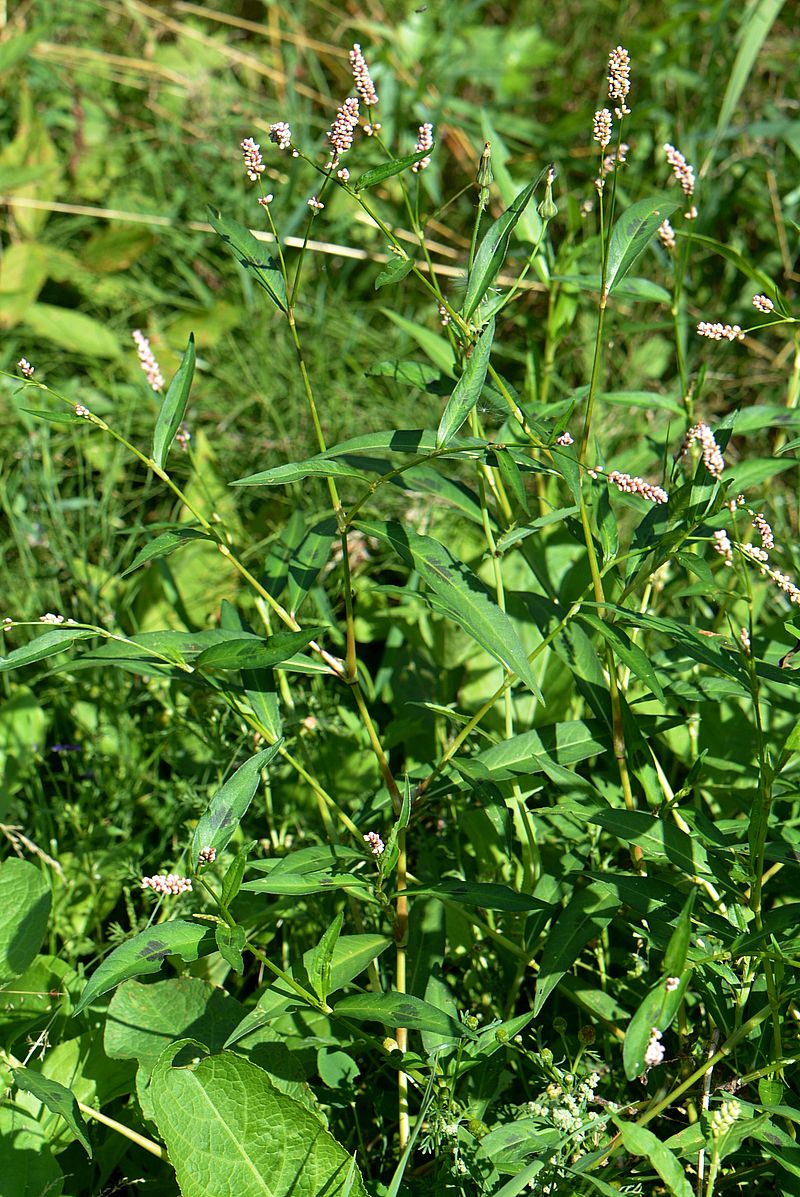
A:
[593,108,612,149]
[697,321,744,343]
[752,293,774,313]
[269,122,292,151]
[240,136,265,181]
[18,358,35,378]
[350,43,379,108]
[412,123,433,172]
[607,45,631,118]
[132,329,164,392]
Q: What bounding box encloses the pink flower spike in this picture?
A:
[18,358,35,378]
[364,831,385,857]
[132,329,165,392]
[241,136,265,181]
[350,43,379,107]
[412,123,433,172]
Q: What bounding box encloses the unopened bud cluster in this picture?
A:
[658,219,676,251]
[609,470,668,505]
[364,831,385,856]
[607,45,631,118]
[18,358,35,378]
[132,329,164,392]
[752,293,774,313]
[710,1099,741,1138]
[197,846,217,866]
[241,137,265,181]
[412,123,434,172]
[269,122,292,151]
[644,1027,665,1067]
[142,873,193,895]
[679,422,724,478]
[697,321,744,343]
[350,43,379,107]
[593,109,612,149]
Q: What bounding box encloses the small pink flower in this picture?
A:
[198,846,216,866]
[664,143,695,198]
[327,97,359,158]
[697,322,744,343]
[257,195,274,208]
[241,136,265,181]
[644,1027,665,1067]
[752,294,774,314]
[307,195,324,212]
[664,976,680,992]
[593,109,612,149]
[607,45,631,118]
[350,43,379,107]
[39,613,65,624]
[142,873,193,895]
[75,404,91,418]
[18,358,35,378]
[364,831,385,857]
[609,470,668,504]
[412,123,433,172]
[679,422,724,478]
[132,329,164,392]
[269,122,292,151]
[658,219,676,251]
[556,431,574,446]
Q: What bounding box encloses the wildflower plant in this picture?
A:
[3,22,800,1197]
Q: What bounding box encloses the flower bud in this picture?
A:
[477,142,493,190]
[553,1016,567,1035]
[578,1025,596,1045]
[537,165,558,221]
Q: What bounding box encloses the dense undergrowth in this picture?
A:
[2,2,800,1195]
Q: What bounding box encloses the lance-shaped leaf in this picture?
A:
[353,147,434,192]
[153,333,195,469]
[375,255,415,290]
[190,744,282,863]
[623,971,692,1080]
[605,195,680,297]
[614,1122,692,1197]
[208,207,287,312]
[462,176,541,319]
[13,1067,92,1156]
[73,921,215,1016]
[533,881,619,1015]
[151,1042,367,1196]
[194,629,324,671]
[437,318,495,447]
[122,527,212,576]
[0,627,95,673]
[356,520,542,698]
[334,993,471,1039]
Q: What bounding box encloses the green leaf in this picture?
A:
[194,629,324,671]
[463,176,541,319]
[21,408,85,424]
[356,520,542,698]
[353,147,434,191]
[587,809,711,877]
[366,359,441,388]
[623,972,692,1080]
[73,921,215,1016]
[380,310,456,375]
[122,527,212,576]
[714,0,785,143]
[0,858,51,984]
[579,612,664,701]
[663,890,697,976]
[334,993,470,1039]
[242,872,371,897]
[150,1042,367,1196]
[682,232,776,294]
[232,457,371,487]
[13,1067,92,1156]
[24,302,122,357]
[605,196,680,296]
[285,517,337,616]
[306,912,344,1003]
[533,881,619,1015]
[152,333,195,469]
[0,31,41,73]
[215,924,246,973]
[437,318,495,447]
[615,1121,693,1197]
[220,845,251,908]
[190,745,282,863]
[207,207,287,312]
[105,978,244,1068]
[407,881,552,913]
[224,935,391,1047]
[0,627,95,673]
[375,255,415,289]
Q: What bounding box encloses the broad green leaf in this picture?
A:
[605,196,680,296]
[25,302,122,357]
[533,881,619,1015]
[215,924,246,973]
[354,146,434,191]
[681,231,776,294]
[0,1108,63,1197]
[587,809,712,877]
[13,1067,92,1156]
[232,457,371,487]
[152,332,195,469]
[0,627,95,673]
[663,890,697,976]
[374,255,415,289]
[437,318,495,446]
[615,1121,692,1197]
[407,881,551,913]
[285,517,337,616]
[459,720,608,782]
[224,935,391,1047]
[243,872,371,896]
[190,745,282,863]
[334,993,470,1039]
[463,176,541,319]
[122,527,211,576]
[0,31,40,73]
[366,360,441,388]
[194,629,323,671]
[727,458,796,490]
[422,970,460,1057]
[208,207,287,312]
[0,858,51,984]
[151,1042,367,1196]
[105,978,244,1067]
[73,922,215,1016]
[623,972,692,1080]
[356,520,542,698]
[21,408,84,424]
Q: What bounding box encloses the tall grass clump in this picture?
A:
[2,15,800,1197]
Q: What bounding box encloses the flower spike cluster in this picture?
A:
[679,422,724,479]
[608,470,668,504]
[607,45,631,118]
[412,123,434,172]
[142,873,192,895]
[241,136,265,181]
[697,321,744,343]
[132,329,164,392]
[350,43,379,108]
[269,122,292,151]
[327,97,360,160]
